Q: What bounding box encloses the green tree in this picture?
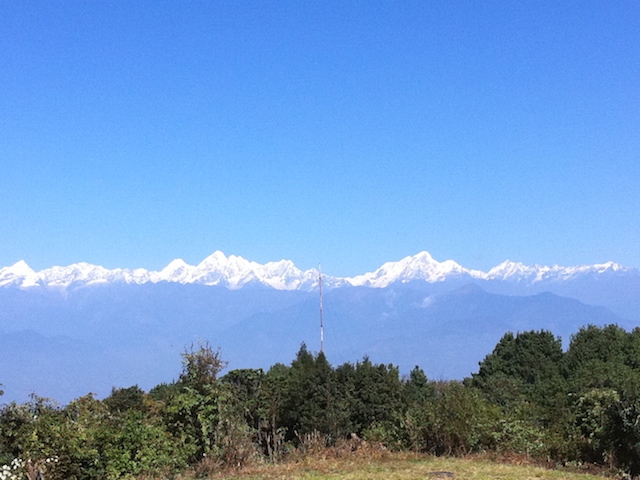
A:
[27,394,104,480]
[103,385,148,416]
[564,324,640,393]
[261,363,290,459]
[160,343,258,469]
[415,381,500,455]
[161,342,228,463]
[351,357,404,439]
[97,409,184,479]
[574,388,619,465]
[281,344,344,441]
[221,369,265,432]
[404,366,435,406]
[469,330,566,418]
[563,325,640,471]
[403,366,437,451]
[149,382,178,403]
[606,392,640,476]
[221,369,267,453]
[467,330,575,458]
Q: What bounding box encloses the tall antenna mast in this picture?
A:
[319,264,324,354]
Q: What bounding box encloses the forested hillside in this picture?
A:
[3,324,640,479]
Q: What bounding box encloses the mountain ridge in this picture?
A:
[0,251,635,291]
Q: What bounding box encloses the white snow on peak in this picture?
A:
[346,251,482,287]
[485,260,539,281]
[259,260,307,290]
[345,253,635,288]
[0,260,39,287]
[195,252,257,288]
[9,260,34,275]
[158,258,195,283]
[0,251,634,291]
[39,263,110,286]
[484,259,632,283]
[153,252,328,290]
[162,258,190,273]
[192,253,327,290]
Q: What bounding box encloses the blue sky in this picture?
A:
[1,1,639,276]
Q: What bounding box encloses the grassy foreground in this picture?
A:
[194,452,610,480]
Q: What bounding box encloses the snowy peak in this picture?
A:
[0,260,39,287]
[258,260,317,290]
[195,252,260,287]
[159,251,327,290]
[156,259,193,284]
[0,251,635,291]
[484,259,633,283]
[9,260,34,275]
[347,251,479,287]
[39,263,115,287]
[0,252,331,291]
[485,260,540,281]
[346,253,636,288]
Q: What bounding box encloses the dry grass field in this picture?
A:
[189,451,612,480]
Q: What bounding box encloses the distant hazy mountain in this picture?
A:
[1,251,638,403]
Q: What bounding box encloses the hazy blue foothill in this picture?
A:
[0,254,637,403]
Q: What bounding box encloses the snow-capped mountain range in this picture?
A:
[1,250,639,404]
[0,250,634,291]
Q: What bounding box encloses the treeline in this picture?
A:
[3,324,640,479]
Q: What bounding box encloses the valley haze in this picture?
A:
[1,251,639,404]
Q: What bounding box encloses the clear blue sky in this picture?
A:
[1,1,639,276]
